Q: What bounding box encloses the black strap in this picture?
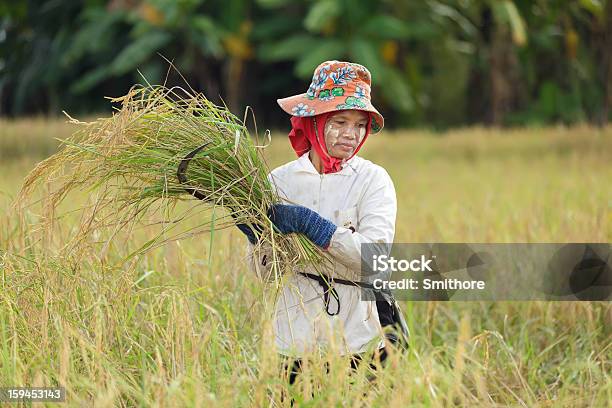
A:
[298,272,393,315]
[299,272,341,316]
[299,272,376,290]
[299,272,393,302]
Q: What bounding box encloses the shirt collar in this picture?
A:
[296,151,359,176]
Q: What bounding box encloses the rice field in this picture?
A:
[0,117,611,407]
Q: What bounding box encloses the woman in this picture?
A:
[241,60,407,383]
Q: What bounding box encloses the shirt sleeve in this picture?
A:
[326,167,397,274]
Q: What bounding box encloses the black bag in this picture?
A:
[373,287,410,349]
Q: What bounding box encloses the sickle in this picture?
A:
[176,142,211,201]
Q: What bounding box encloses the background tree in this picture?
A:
[0,0,609,127]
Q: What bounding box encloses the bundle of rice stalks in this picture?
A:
[17,83,324,279]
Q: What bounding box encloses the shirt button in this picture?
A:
[313,200,317,205]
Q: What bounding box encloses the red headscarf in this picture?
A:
[288,111,372,174]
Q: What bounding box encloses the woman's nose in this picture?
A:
[341,126,358,139]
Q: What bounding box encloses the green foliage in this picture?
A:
[304,0,340,32]
[110,32,172,75]
[361,15,414,40]
[294,39,345,77]
[258,34,318,61]
[0,0,609,126]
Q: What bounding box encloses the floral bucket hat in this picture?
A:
[277,60,384,133]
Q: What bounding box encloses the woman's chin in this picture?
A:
[330,148,354,159]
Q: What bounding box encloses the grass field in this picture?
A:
[1,118,611,407]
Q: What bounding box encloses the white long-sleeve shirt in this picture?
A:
[248,151,397,357]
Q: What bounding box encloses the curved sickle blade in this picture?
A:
[177,142,211,201]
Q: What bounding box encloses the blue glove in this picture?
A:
[267,204,337,248]
[231,211,263,245]
[236,223,259,245]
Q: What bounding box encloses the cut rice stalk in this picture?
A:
[17,84,328,277]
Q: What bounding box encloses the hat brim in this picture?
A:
[277,93,384,133]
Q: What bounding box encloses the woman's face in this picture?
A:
[324,110,369,159]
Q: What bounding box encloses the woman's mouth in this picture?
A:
[336,143,354,151]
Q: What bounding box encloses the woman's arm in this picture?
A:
[327,167,397,273]
[244,167,397,276]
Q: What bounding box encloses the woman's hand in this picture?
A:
[231,211,264,245]
[236,223,260,245]
[234,204,337,249]
[267,204,337,249]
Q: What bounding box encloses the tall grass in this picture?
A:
[0,121,610,406]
